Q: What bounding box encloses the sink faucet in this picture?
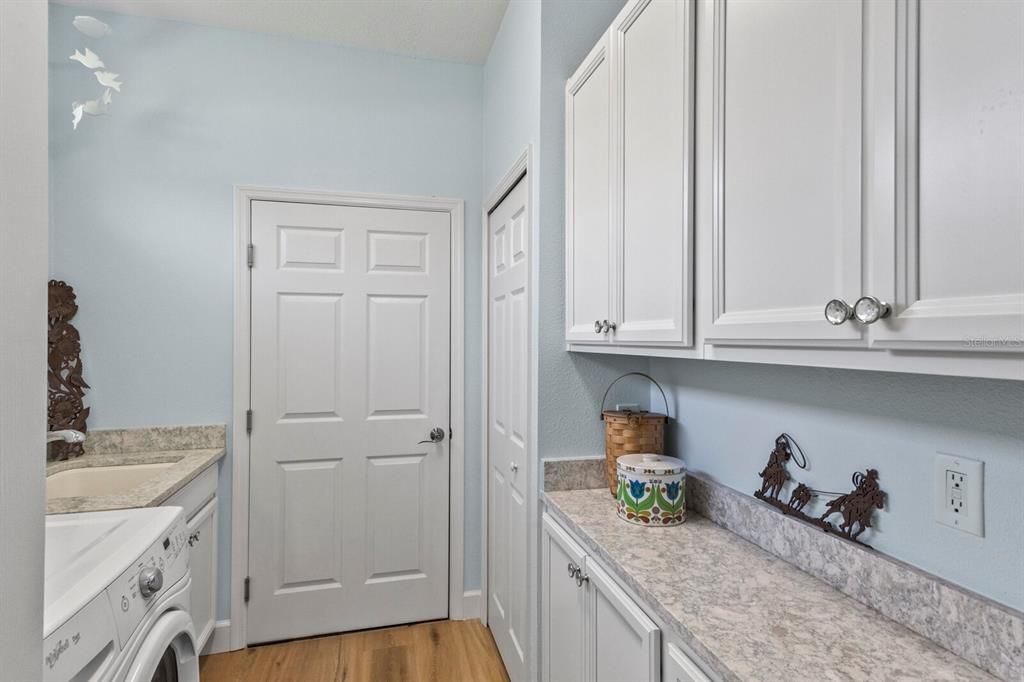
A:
[47,429,85,444]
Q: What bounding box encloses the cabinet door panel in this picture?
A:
[663,642,711,682]
[588,558,659,682]
[708,0,866,345]
[871,0,1024,350]
[566,37,613,343]
[612,0,694,345]
[541,514,587,682]
[188,497,217,652]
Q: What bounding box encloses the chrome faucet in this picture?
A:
[47,429,85,444]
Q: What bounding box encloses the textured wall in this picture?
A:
[649,358,1024,610]
[49,5,483,611]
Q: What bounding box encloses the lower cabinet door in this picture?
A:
[587,558,660,682]
[188,497,217,652]
[542,514,588,682]
[663,642,710,682]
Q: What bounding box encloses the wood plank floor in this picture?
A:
[199,620,510,682]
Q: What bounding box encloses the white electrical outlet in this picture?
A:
[934,452,984,537]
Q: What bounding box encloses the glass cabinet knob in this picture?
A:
[853,296,891,324]
[824,298,854,325]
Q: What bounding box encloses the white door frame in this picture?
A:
[481,147,538,675]
[229,185,466,650]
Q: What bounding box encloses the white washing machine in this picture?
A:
[44,506,198,682]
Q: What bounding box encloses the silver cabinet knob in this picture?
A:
[139,566,164,598]
[594,320,603,334]
[417,427,446,445]
[601,320,617,333]
[853,296,891,324]
[575,570,590,587]
[510,461,519,473]
[824,299,854,325]
[567,561,579,578]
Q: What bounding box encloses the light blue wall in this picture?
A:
[48,5,484,614]
[648,359,1024,610]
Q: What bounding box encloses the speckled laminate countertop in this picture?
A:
[543,488,995,682]
[46,447,224,514]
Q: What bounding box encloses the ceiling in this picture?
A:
[53,0,509,64]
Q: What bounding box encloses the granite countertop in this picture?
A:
[46,426,225,514]
[543,488,996,682]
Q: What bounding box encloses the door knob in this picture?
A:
[594,320,603,334]
[417,427,446,445]
[510,461,519,473]
[824,299,853,325]
[853,296,891,324]
[601,320,617,333]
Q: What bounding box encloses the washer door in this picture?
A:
[124,611,198,682]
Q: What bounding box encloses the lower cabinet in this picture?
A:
[663,642,711,682]
[542,513,669,682]
[165,464,219,653]
[187,497,217,652]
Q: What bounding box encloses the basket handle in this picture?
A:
[599,372,670,419]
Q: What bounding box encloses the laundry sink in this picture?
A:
[46,463,175,500]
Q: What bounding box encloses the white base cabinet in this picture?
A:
[543,513,708,682]
[165,464,218,653]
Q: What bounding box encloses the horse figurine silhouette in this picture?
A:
[756,435,792,501]
[787,483,813,513]
[820,469,886,541]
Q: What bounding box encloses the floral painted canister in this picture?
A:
[616,454,686,526]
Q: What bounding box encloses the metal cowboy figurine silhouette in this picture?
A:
[753,433,887,548]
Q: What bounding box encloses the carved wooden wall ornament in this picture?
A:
[48,280,89,461]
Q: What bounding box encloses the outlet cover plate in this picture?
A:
[934,452,984,537]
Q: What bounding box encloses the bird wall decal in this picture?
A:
[70,48,104,70]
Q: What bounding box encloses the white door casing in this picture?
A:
[566,36,614,344]
[487,177,530,682]
[247,200,450,644]
[708,0,867,345]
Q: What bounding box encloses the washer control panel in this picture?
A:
[109,514,189,646]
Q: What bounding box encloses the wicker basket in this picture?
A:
[600,373,671,496]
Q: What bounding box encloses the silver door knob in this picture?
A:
[568,561,579,578]
[417,427,446,445]
[510,461,519,473]
[853,296,891,324]
[824,299,854,325]
[139,566,163,598]
[601,320,617,333]
[594,320,603,334]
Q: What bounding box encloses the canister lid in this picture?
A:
[616,453,685,475]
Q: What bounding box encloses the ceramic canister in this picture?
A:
[616,453,686,526]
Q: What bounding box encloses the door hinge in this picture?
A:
[247,243,255,268]
[246,409,253,435]
[244,576,250,603]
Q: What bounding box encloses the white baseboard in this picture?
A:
[459,589,482,621]
[202,619,234,655]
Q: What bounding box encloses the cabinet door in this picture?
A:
[706,0,867,346]
[610,0,694,345]
[869,0,1024,352]
[587,558,660,682]
[566,35,614,343]
[541,514,587,682]
[663,642,711,682]
[188,497,217,652]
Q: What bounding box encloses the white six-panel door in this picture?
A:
[247,200,450,644]
[488,177,530,682]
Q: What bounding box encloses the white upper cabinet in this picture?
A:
[566,35,613,343]
[566,0,695,347]
[706,0,867,346]
[611,0,694,345]
[869,0,1024,353]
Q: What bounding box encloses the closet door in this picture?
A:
[610,0,694,345]
[566,35,614,344]
[706,0,867,346]
[868,0,1024,352]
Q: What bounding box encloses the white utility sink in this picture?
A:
[46,463,175,500]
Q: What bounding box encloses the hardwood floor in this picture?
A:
[199,620,511,682]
